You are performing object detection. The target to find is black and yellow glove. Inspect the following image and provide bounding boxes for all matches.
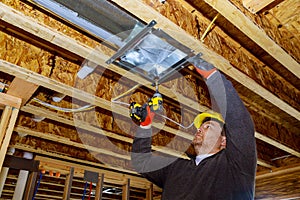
[129,102,147,125]
[129,102,155,126]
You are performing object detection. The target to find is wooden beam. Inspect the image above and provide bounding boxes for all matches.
[122,178,130,200]
[242,0,277,13]
[0,106,19,171]
[62,167,74,200]
[255,132,300,158]
[3,155,39,172]
[256,163,300,180]
[257,159,273,169]
[0,93,21,109]
[6,77,39,107]
[203,0,300,78]
[14,126,131,160]
[95,174,104,200]
[23,171,39,200]
[146,183,153,200]
[2,61,299,160]
[0,106,12,147]
[13,143,138,175]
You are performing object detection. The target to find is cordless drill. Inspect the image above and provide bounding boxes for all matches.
[129,91,163,124]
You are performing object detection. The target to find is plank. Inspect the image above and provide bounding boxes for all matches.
[0,106,19,171]
[122,178,130,200]
[242,0,277,13]
[62,167,74,200]
[0,93,21,109]
[256,163,300,179]
[6,77,39,107]
[14,126,131,160]
[255,132,300,158]
[23,171,39,200]
[0,106,12,147]
[3,155,39,171]
[95,174,104,200]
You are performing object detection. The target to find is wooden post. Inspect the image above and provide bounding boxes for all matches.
[146,183,153,200]
[23,171,39,200]
[122,178,130,200]
[0,106,20,172]
[63,167,74,200]
[0,93,21,172]
[94,173,104,200]
[0,106,12,145]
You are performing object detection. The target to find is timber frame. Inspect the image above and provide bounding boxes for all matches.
[0,0,299,199]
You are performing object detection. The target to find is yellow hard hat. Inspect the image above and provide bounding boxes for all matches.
[193,111,225,129]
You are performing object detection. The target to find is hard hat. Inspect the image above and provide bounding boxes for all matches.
[193,111,225,129]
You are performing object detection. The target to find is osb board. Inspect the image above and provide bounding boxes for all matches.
[269,0,299,33]
[4,0,298,125]
[255,169,300,199]
[247,106,300,152]
[229,0,300,86]
[0,0,101,49]
[230,77,300,133]
[263,0,300,61]
[0,31,53,76]
[255,139,288,163]
[139,0,300,116]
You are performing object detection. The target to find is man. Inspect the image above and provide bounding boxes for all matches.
[131,57,257,200]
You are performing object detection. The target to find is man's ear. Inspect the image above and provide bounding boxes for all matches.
[220,136,226,148]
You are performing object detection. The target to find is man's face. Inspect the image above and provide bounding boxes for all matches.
[192,120,223,150]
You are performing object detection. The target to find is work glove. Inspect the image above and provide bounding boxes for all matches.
[189,54,217,79]
[129,102,155,127]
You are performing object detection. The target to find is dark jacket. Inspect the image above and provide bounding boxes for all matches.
[131,71,257,200]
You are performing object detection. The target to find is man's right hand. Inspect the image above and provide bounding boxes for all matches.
[189,54,217,79]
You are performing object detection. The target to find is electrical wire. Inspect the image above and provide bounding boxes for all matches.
[88,182,92,200]
[82,181,88,200]
[32,98,194,129]
[32,98,95,112]
[32,172,43,200]
[112,100,194,129]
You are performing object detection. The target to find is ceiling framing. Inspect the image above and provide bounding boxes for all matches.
[0,0,299,199]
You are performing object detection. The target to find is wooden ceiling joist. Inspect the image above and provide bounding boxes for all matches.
[108,0,300,120]
[0,0,299,198]
[255,132,300,158]
[14,126,131,160]
[0,2,298,124]
[0,60,194,141]
[0,59,298,167]
[203,0,300,79]
[0,0,297,175]
[0,93,21,109]
[256,163,300,180]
